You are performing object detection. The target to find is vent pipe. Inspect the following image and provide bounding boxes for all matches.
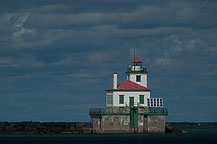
[113,72,118,89]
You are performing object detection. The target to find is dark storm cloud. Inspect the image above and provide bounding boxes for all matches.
[1,0,217,51]
[24,1,217,28]
[0,0,217,122]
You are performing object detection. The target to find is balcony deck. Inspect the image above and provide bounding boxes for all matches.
[89,107,168,115]
[126,67,148,73]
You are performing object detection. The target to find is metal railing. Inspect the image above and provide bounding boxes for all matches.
[148,107,168,114]
[126,67,148,73]
[89,107,168,115]
[89,108,106,114]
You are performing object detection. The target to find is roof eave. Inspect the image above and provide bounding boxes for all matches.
[106,89,151,92]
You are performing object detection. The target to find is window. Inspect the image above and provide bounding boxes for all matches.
[157,99,159,106]
[136,75,141,82]
[160,99,163,107]
[106,95,113,105]
[139,95,144,104]
[119,95,124,104]
[160,102,163,107]
[147,98,150,106]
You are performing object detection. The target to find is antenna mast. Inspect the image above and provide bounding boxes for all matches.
[134,48,136,71]
[134,48,136,60]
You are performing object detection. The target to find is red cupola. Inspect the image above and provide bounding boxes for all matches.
[132,56,142,63]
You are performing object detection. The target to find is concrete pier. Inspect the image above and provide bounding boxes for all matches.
[89,107,168,133]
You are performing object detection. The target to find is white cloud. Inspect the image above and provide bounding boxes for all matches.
[15,13,29,28]
[13,28,33,38]
[13,12,34,40]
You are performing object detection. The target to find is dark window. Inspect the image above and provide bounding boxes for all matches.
[147,98,150,106]
[136,75,141,82]
[119,95,124,104]
[139,95,144,104]
[106,95,113,105]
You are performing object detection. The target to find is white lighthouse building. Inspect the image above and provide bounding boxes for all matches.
[89,56,167,133]
[106,56,163,108]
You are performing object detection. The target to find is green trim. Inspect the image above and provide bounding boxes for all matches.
[89,107,168,116]
[139,95,144,104]
[129,97,134,107]
[148,113,168,115]
[139,113,148,115]
[89,112,167,116]
[130,107,138,128]
[90,113,130,116]
[119,95,124,104]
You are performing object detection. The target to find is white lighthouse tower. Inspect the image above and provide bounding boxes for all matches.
[127,56,148,87]
[89,56,167,133]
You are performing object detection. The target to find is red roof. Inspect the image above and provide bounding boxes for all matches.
[132,56,142,63]
[106,80,150,91]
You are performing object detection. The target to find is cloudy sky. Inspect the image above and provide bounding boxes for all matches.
[0,0,217,122]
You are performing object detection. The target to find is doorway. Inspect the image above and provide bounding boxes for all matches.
[129,97,138,128]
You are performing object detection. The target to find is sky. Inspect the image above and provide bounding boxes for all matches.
[0,0,217,122]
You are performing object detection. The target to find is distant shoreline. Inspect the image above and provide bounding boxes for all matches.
[0,122,92,134]
[0,121,192,134]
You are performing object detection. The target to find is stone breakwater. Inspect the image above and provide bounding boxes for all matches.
[0,122,181,134]
[0,122,93,134]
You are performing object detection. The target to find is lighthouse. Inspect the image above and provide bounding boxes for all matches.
[106,56,163,108]
[89,56,168,133]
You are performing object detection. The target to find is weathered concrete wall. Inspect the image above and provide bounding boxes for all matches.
[90,107,167,133]
[146,115,166,133]
[0,122,92,134]
[102,115,130,133]
[138,115,144,133]
[92,115,131,133]
[92,117,101,133]
[91,114,167,133]
[143,115,148,132]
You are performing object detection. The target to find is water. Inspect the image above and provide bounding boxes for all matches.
[0,122,217,144]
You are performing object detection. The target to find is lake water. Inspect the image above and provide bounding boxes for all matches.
[0,122,217,144]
